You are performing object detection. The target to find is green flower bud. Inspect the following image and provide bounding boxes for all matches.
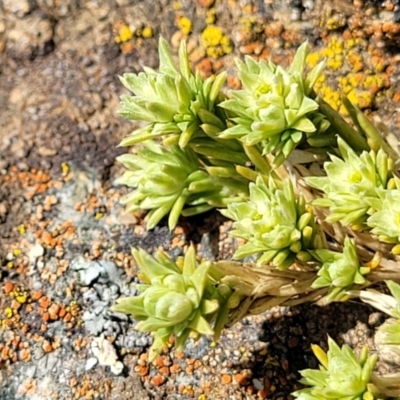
[306,137,395,227]
[367,189,400,244]
[218,42,325,165]
[111,245,222,361]
[117,140,248,230]
[310,237,369,301]
[118,37,228,147]
[293,337,378,400]
[221,176,316,269]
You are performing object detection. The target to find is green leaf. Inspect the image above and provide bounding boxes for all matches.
[289,41,308,75]
[188,313,214,335]
[189,262,211,299]
[305,60,325,95]
[178,40,191,81]
[291,118,316,133]
[209,72,227,105]
[158,36,178,78]
[386,280,400,305]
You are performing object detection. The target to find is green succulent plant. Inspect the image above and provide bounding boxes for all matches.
[310,237,370,302]
[218,42,327,166]
[118,37,228,149]
[293,337,379,400]
[111,245,225,361]
[116,140,248,230]
[221,176,317,269]
[306,137,393,227]
[366,189,400,244]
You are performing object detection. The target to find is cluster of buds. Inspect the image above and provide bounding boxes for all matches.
[221,177,318,269]
[116,141,248,229]
[310,237,370,302]
[218,42,330,166]
[118,37,228,148]
[293,337,378,400]
[306,137,394,226]
[112,245,234,361]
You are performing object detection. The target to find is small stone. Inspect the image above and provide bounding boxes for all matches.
[29,244,44,261]
[198,0,215,7]
[4,282,14,294]
[91,335,123,375]
[3,0,32,17]
[85,357,98,371]
[150,373,165,386]
[252,378,263,391]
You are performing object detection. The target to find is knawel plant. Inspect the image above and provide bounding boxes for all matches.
[113,37,400,398]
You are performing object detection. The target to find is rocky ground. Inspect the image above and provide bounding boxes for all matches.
[1,0,400,399]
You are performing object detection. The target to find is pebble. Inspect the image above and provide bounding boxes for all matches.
[2,0,31,17]
[252,378,264,391]
[85,357,98,371]
[29,244,45,261]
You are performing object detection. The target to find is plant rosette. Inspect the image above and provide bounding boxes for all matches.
[221,176,317,269]
[111,245,233,361]
[293,336,379,400]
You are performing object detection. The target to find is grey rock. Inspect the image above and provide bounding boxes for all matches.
[84,315,107,335]
[23,365,37,379]
[98,260,125,288]
[79,264,102,286]
[37,350,61,376]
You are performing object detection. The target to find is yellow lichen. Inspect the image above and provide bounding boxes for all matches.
[5,308,13,318]
[178,16,192,36]
[61,162,69,175]
[306,35,389,114]
[115,25,134,44]
[172,1,183,10]
[16,295,27,304]
[206,8,216,25]
[142,27,153,39]
[13,249,21,257]
[306,52,320,68]
[201,25,232,58]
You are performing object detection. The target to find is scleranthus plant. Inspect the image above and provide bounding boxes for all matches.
[218,42,328,167]
[310,237,370,303]
[112,245,228,361]
[118,37,228,148]
[293,337,379,400]
[114,36,400,397]
[306,137,394,227]
[116,140,248,230]
[221,176,318,269]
